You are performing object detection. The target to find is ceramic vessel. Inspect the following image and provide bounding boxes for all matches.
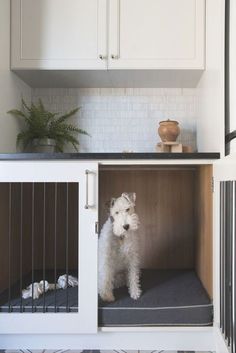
[158,119,180,142]
[32,138,56,153]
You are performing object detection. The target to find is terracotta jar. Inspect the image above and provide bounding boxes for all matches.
[158,119,180,142]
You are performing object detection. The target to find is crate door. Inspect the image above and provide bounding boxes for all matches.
[213,156,236,352]
[0,161,98,334]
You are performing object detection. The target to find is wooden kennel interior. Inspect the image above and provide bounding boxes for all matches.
[98,164,213,327]
[99,164,213,299]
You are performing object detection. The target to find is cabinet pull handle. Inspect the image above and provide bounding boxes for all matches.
[85,169,95,209]
[99,54,107,60]
[111,54,119,59]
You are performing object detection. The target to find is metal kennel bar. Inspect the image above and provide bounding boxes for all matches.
[20,183,23,313]
[66,182,69,313]
[220,181,225,333]
[220,180,236,352]
[233,181,236,353]
[54,183,57,313]
[31,183,35,313]
[43,183,46,313]
[8,183,11,313]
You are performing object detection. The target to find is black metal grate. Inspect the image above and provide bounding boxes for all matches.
[220,180,236,351]
[0,182,79,313]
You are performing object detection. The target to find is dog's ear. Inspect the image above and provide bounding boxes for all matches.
[105,198,116,210]
[122,192,136,204]
[110,198,116,207]
[105,198,116,215]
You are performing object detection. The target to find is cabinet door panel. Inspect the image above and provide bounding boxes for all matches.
[109,0,205,69]
[0,162,98,334]
[11,0,107,69]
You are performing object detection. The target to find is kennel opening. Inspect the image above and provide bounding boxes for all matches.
[98,164,213,327]
[0,182,79,313]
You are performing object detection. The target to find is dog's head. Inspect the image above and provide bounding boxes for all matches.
[109,192,140,237]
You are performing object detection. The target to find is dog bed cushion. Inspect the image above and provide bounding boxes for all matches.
[0,270,78,313]
[98,269,213,326]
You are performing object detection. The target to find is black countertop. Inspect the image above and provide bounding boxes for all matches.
[0,152,220,160]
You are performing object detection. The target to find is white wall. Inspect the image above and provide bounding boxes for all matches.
[32,88,197,153]
[0,0,31,153]
[197,0,225,156]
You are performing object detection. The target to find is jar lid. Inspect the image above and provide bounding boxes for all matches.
[159,119,179,124]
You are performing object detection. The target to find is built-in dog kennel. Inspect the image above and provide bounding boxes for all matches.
[0,183,78,313]
[0,165,213,326]
[98,164,213,327]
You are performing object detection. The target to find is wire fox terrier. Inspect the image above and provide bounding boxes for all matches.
[98,192,142,302]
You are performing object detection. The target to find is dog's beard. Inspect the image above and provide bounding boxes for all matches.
[112,213,140,237]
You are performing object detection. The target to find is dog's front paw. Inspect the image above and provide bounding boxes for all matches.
[100,292,115,302]
[130,288,142,300]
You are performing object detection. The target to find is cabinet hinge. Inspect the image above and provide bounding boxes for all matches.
[211,177,214,193]
[95,221,99,234]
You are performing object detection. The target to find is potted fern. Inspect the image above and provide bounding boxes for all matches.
[8,99,89,153]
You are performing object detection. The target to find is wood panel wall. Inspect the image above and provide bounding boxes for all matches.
[99,166,196,269]
[195,165,213,298]
[0,183,78,293]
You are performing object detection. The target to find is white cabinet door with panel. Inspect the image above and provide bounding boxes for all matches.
[109,0,205,69]
[11,0,107,69]
[0,161,98,334]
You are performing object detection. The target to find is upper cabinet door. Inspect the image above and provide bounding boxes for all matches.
[11,0,107,69]
[108,0,205,69]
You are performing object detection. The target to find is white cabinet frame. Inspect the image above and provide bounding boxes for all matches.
[0,161,98,334]
[11,0,108,70]
[108,0,205,69]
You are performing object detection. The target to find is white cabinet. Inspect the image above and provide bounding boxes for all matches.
[0,161,98,334]
[11,0,205,70]
[11,0,107,69]
[0,158,232,353]
[108,0,205,69]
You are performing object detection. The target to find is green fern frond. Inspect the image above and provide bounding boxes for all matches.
[21,98,31,112]
[8,99,89,152]
[7,109,28,119]
[56,107,80,124]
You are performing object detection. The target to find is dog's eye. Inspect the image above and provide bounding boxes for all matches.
[115,211,119,215]
[126,208,130,212]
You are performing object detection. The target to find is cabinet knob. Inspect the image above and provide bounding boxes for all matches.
[111,54,119,59]
[99,54,107,60]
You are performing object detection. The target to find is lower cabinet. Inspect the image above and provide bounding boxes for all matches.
[0,161,98,334]
[0,159,234,353]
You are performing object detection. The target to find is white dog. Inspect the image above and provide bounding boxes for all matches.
[98,192,142,302]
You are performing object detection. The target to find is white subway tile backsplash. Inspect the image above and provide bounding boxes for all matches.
[32,88,198,153]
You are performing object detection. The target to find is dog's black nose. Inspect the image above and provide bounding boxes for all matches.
[123,224,130,231]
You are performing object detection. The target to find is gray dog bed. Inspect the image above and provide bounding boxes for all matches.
[98,269,213,326]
